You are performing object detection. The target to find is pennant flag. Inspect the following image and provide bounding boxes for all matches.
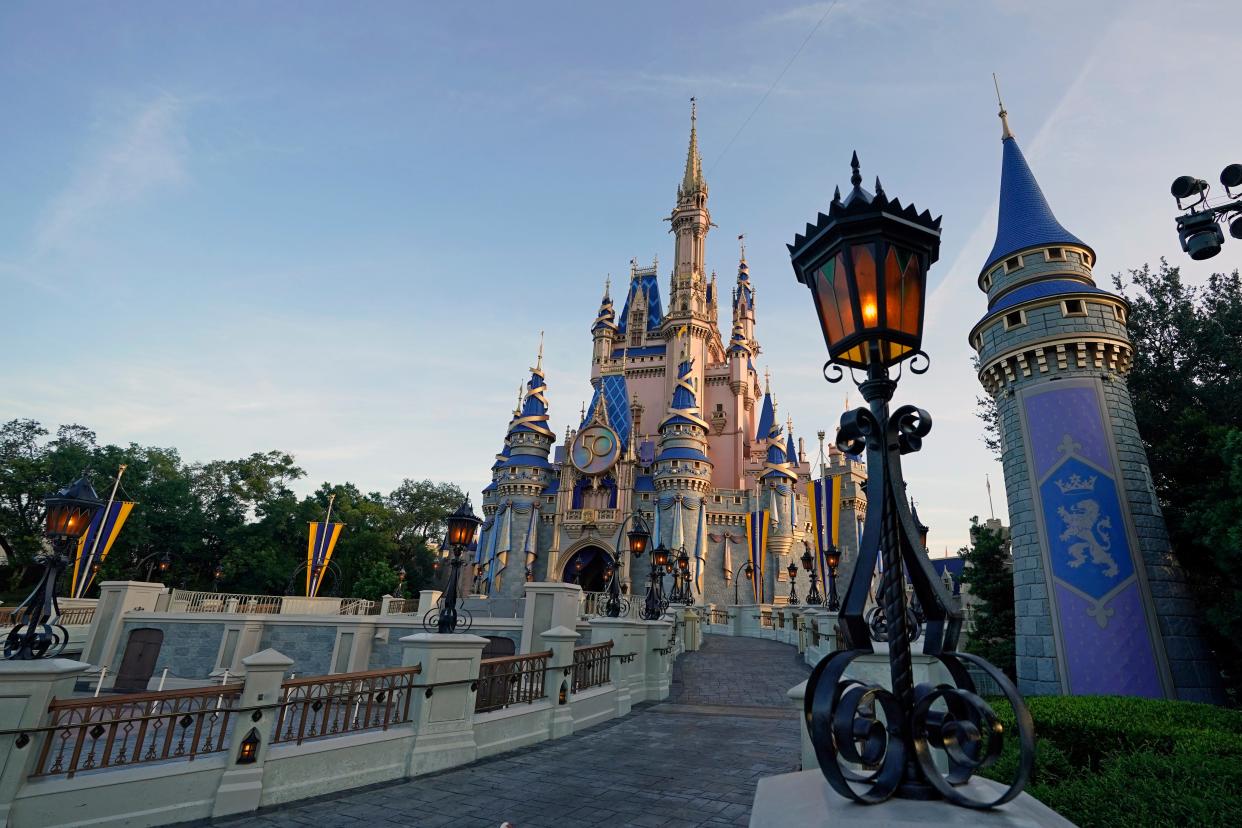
[745,510,769,603]
[807,476,842,599]
[71,501,136,598]
[306,521,345,597]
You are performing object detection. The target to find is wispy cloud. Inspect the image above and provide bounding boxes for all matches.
[35,93,190,253]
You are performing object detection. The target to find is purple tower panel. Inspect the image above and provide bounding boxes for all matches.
[1023,381,1165,696]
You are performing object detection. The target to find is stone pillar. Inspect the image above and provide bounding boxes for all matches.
[682,608,701,652]
[416,589,442,619]
[0,659,89,826]
[642,620,674,701]
[786,680,814,772]
[589,618,642,716]
[80,580,167,669]
[211,648,293,819]
[400,632,488,776]
[520,582,582,653]
[539,626,579,739]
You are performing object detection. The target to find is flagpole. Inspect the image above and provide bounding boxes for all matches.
[311,494,336,598]
[79,464,127,598]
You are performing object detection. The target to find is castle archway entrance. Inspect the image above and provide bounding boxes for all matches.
[560,545,615,593]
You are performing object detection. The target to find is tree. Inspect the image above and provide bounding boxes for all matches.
[1113,260,1242,697]
[960,516,1016,680]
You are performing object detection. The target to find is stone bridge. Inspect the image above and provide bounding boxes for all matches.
[215,635,810,828]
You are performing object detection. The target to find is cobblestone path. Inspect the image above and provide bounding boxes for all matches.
[212,635,810,828]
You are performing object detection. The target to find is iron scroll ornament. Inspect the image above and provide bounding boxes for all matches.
[804,391,1035,808]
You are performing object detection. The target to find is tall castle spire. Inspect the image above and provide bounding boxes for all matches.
[679,97,706,200]
[669,98,712,288]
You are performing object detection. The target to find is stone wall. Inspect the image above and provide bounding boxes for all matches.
[258,625,336,676]
[112,619,226,679]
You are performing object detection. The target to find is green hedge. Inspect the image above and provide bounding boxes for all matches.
[979,695,1242,827]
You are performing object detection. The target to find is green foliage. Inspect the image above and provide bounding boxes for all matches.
[959,516,1015,679]
[981,695,1242,826]
[0,418,463,599]
[1113,261,1242,699]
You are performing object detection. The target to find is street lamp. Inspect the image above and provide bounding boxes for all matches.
[5,476,103,660]
[669,547,694,605]
[788,154,1032,808]
[395,565,406,599]
[786,560,800,606]
[732,560,754,605]
[1168,164,1242,260]
[642,544,671,620]
[825,544,841,612]
[801,543,823,606]
[423,496,481,634]
[212,562,224,592]
[602,508,649,618]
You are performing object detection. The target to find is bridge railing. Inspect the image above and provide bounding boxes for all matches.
[474,650,551,714]
[572,641,612,692]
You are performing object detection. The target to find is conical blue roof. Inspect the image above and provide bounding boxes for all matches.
[755,392,774,442]
[786,431,797,467]
[982,137,1089,274]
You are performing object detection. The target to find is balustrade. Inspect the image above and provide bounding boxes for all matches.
[474,651,550,713]
[571,641,612,692]
[33,684,242,779]
[272,665,420,745]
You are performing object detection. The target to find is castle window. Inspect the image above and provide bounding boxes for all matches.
[971,333,983,351]
[642,493,650,501]
[1004,310,1026,330]
[1004,256,1022,273]
[714,495,721,503]
[1113,305,1127,324]
[1046,247,1065,261]
[715,403,723,412]
[734,496,742,504]
[1061,299,1086,317]
[981,272,993,291]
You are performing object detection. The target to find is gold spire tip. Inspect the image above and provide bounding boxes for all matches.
[993,73,1013,140]
[534,330,545,371]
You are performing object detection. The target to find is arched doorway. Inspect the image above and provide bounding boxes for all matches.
[561,546,615,592]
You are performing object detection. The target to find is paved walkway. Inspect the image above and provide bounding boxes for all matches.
[213,635,810,828]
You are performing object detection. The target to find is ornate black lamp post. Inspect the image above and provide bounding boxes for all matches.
[788,154,1032,808]
[5,476,103,660]
[801,543,823,605]
[212,562,224,592]
[786,560,800,606]
[641,545,671,620]
[825,544,841,612]
[732,560,754,604]
[423,497,481,634]
[602,510,649,617]
[668,547,694,605]
[394,565,407,599]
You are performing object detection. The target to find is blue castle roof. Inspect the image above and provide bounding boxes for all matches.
[655,446,710,463]
[983,137,1090,274]
[616,272,664,335]
[579,373,632,448]
[786,431,797,466]
[509,367,552,437]
[755,392,774,442]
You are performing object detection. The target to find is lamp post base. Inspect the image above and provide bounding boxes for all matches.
[750,770,1075,828]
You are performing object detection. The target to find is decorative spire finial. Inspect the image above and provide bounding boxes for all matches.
[764,366,771,394]
[604,274,610,298]
[874,176,885,198]
[993,73,1013,140]
[850,150,862,189]
[738,233,746,264]
[833,185,842,203]
[534,330,545,372]
[681,97,704,195]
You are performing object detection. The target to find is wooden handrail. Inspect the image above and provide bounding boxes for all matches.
[48,682,244,710]
[279,664,421,689]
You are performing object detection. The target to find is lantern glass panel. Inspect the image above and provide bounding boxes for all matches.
[813,254,848,346]
[832,253,855,340]
[900,249,922,339]
[627,528,649,556]
[787,562,798,579]
[852,244,878,331]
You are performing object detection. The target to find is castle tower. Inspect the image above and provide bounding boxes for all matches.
[970,103,1220,701]
[486,343,556,598]
[591,278,618,376]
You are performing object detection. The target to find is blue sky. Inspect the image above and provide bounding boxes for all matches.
[3,1,1240,554]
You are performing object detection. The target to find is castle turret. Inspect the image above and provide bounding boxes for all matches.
[592,278,618,374]
[666,100,713,344]
[970,101,1220,701]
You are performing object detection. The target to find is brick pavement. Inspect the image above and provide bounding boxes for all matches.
[210,635,810,828]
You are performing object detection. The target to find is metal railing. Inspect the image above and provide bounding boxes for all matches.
[758,609,775,629]
[384,598,419,614]
[167,590,376,616]
[580,591,640,619]
[572,642,612,692]
[33,684,243,779]
[474,650,550,714]
[708,608,730,625]
[0,606,95,626]
[273,665,420,746]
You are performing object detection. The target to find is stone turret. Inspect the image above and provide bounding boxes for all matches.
[970,102,1221,702]
[591,278,618,374]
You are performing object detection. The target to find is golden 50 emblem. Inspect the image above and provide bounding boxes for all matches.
[571,425,621,475]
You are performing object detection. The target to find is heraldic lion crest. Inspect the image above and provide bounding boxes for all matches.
[1057,499,1118,577]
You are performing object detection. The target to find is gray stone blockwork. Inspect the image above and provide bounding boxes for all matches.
[257,624,336,676]
[113,619,226,680]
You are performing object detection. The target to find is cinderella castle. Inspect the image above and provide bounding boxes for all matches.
[473,105,868,606]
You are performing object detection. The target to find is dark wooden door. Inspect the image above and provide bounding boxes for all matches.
[114,628,163,691]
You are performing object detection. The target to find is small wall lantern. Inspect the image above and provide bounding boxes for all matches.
[237,729,260,764]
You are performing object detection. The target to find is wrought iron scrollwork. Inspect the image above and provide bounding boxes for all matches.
[823,362,845,384]
[804,368,1035,808]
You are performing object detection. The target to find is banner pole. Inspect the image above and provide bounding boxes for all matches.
[77,464,127,598]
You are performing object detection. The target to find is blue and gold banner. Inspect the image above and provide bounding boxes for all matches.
[306,521,345,597]
[71,501,135,598]
[807,476,841,597]
[745,510,769,603]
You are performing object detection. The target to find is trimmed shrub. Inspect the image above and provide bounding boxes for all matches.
[977,695,1241,827]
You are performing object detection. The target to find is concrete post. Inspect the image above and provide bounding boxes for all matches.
[642,620,674,701]
[0,659,89,827]
[682,608,701,652]
[787,680,814,772]
[416,589,442,619]
[399,632,488,776]
[736,604,761,638]
[80,580,167,669]
[589,618,642,717]
[520,582,581,653]
[211,648,293,819]
[539,626,579,739]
